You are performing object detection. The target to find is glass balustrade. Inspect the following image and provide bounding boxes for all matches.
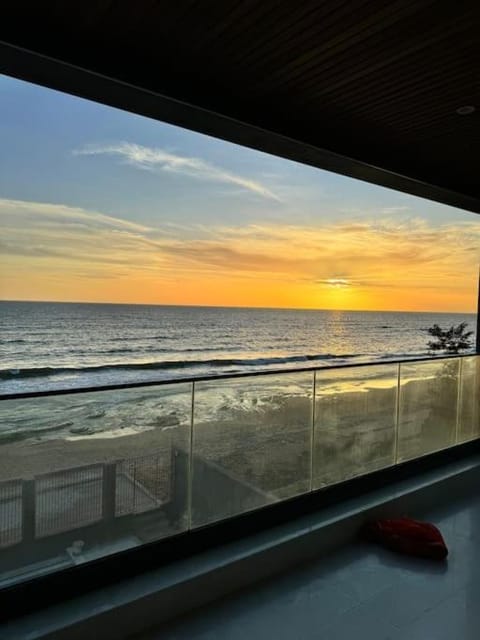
[0,355,477,588]
[457,356,480,443]
[0,383,192,587]
[313,364,398,488]
[191,372,313,527]
[397,359,460,461]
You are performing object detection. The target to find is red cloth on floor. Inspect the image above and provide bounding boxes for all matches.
[363,517,448,560]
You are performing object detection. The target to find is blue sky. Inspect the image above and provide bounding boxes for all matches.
[1,73,470,228]
[0,74,478,311]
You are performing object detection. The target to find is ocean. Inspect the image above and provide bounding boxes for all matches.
[0,300,476,394]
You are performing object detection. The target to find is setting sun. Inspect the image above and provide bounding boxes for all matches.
[325,278,351,287]
[2,201,478,312]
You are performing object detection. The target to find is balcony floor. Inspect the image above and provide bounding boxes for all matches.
[139,496,480,640]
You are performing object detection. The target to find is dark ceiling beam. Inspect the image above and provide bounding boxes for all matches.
[1,39,479,215]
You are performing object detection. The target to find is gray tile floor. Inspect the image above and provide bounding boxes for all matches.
[139,497,480,639]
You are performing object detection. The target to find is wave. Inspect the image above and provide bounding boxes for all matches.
[101,346,235,355]
[100,347,173,355]
[0,422,74,444]
[0,353,362,381]
[21,346,246,358]
[112,335,174,342]
[377,351,431,360]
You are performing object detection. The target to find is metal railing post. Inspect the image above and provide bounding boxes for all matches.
[309,370,316,492]
[102,462,117,522]
[22,478,36,543]
[476,267,480,354]
[455,358,463,444]
[476,356,480,435]
[187,381,195,530]
[394,363,401,465]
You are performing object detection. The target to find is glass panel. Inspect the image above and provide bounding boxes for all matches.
[0,382,191,588]
[313,364,397,489]
[397,358,459,461]
[0,480,23,549]
[191,372,313,527]
[458,356,480,443]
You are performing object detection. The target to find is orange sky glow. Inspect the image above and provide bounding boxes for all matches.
[1,76,479,315]
[1,199,478,312]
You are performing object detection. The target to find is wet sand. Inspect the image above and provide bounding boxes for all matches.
[0,371,472,496]
[0,387,393,487]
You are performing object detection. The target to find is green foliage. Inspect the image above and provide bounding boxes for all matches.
[427,322,473,354]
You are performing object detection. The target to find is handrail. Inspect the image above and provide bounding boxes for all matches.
[0,352,473,401]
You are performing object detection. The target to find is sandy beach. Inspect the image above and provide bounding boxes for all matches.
[0,364,476,499]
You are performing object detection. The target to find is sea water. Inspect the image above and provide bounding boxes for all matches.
[0,301,475,443]
[1,300,475,393]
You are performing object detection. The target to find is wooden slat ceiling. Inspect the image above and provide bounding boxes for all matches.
[1,0,479,209]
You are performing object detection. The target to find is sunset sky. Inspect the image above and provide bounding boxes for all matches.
[1,74,479,312]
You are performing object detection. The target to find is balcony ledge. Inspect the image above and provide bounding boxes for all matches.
[2,452,480,640]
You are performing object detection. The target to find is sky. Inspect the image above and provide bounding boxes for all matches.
[0,74,478,312]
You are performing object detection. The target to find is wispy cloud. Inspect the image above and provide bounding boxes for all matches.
[0,198,161,272]
[153,218,480,303]
[1,198,478,310]
[381,206,411,214]
[0,198,149,233]
[74,142,281,202]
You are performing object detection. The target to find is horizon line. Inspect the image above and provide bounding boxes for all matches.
[0,298,476,315]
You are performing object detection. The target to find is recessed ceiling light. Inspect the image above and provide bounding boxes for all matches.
[456,105,476,115]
